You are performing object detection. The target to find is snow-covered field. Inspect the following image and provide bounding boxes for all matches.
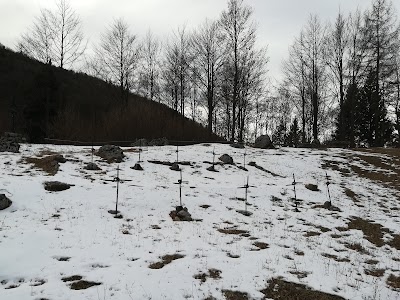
[0,143,399,300]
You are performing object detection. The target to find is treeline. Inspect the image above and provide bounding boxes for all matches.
[274,0,400,147]
[16,0,268,143]
[0,46,223,143]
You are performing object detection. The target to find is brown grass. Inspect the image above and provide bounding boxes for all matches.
[148,254,185,269]
[321,253,351,263]
[218,228,249,235]
[260,277,345,300]
[194,269,222,283]
[387,274,400,290]
[304,231,321,237]
[344,188,358,203]
[347,217,389,247]
[344,243,369,255]
[62,275,82,282]
[364,268,385,277]
[389,234,400,250]
[24,155,61,175]
[70,280,101,290]
[253,242,269,249]
[222,290,250,300]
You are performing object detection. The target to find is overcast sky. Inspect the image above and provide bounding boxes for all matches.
[1,0,399,81]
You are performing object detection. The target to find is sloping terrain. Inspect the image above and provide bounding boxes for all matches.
[0,144,399,300]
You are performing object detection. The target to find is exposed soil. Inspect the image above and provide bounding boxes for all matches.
[347,217,389,247]
[70,280,101,290]
[222,290,250,300]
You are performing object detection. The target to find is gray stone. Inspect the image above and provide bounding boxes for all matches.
[131,163,143,171]
[230,143,245,149]
[97,145,124,163]
[170,163,180,171]
[254,135,273,149]
[44,181,73,192]
[0,194,12,210]
[85,162,101,170]
[219,154,234,164]
[177,209,192,221]
[305,184,319,191]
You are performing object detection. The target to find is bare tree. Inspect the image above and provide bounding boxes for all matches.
[95,18,140,102]
[18,9,55,64]
[220,0,256,141]
[138,30,161,101]
[163,25,192,116]
[18,0,85,69]
[325,10,349,140]
[190,19,224,136]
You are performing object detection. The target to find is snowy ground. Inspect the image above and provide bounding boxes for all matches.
[0,143,399,300]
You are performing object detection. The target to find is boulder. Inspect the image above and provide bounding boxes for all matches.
[170,163,181,171]
[44,181,73,192]
[170,206,193,221]
[230,143,245,149]
[97,145,124,163]
[0,194,12,210]
[219,154,234,164]
[85,162,101,171]
[254,135,273,149]
[0,133,21,153]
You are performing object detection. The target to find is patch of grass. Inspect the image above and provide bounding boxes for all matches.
[321,253,350,263]
[344,188,358,203]
[347,217,389,247]
[253,242,269,249]
[304,231,321,237]
[365,259,379,265]
[222,290,250,300]
[294,249,305,256]
[389,234,400,250]
[200,204,211,209]
[261,277,345,300]
[62,275,82,282]
[70,280,101,290]
[364,268,385,277]
[149,254,185,269]
[218,228,249,235]
[194,269,222,283]
[387,274,400,291]
[23,154,64,175]
[344,242,369,255]
[289,270,310,279]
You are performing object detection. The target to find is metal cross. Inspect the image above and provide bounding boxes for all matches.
[106,165,131,216]
[325,172,332,204]
[238,176,256,212]
[174,170,188,206]
[243,149,247,169]
[176,145,179,163]
[287,174,302,212]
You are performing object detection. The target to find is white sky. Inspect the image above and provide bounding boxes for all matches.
[1,0,399,80]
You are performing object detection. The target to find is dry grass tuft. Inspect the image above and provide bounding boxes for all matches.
[218,228,249,235]
[260,277,345,300]
[387,274,400,291]
[148,254,185,269]
[364,268,385,277]
[347,217,388,247]
[222,290,250,300]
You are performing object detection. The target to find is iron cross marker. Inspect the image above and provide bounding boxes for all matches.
[106,165,131,218]
[174,170,188,206]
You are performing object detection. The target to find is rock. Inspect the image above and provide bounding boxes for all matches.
[254,135,274,149]
[248,161,257,167]
[97,145,124,163]
[44,181,73,192]
[131,163,143,171]
[170,163,180,171]
[53,154,67,163]
[85,162,101,171]
[305,184,319,191]
[219,154,234,164]
[0,194,12,210]
[230,143,245,149]
[207,165,218,172]
[170,206,193,221]
[324,201,332,209]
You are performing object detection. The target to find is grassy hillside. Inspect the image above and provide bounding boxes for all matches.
[0,46,223,143]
